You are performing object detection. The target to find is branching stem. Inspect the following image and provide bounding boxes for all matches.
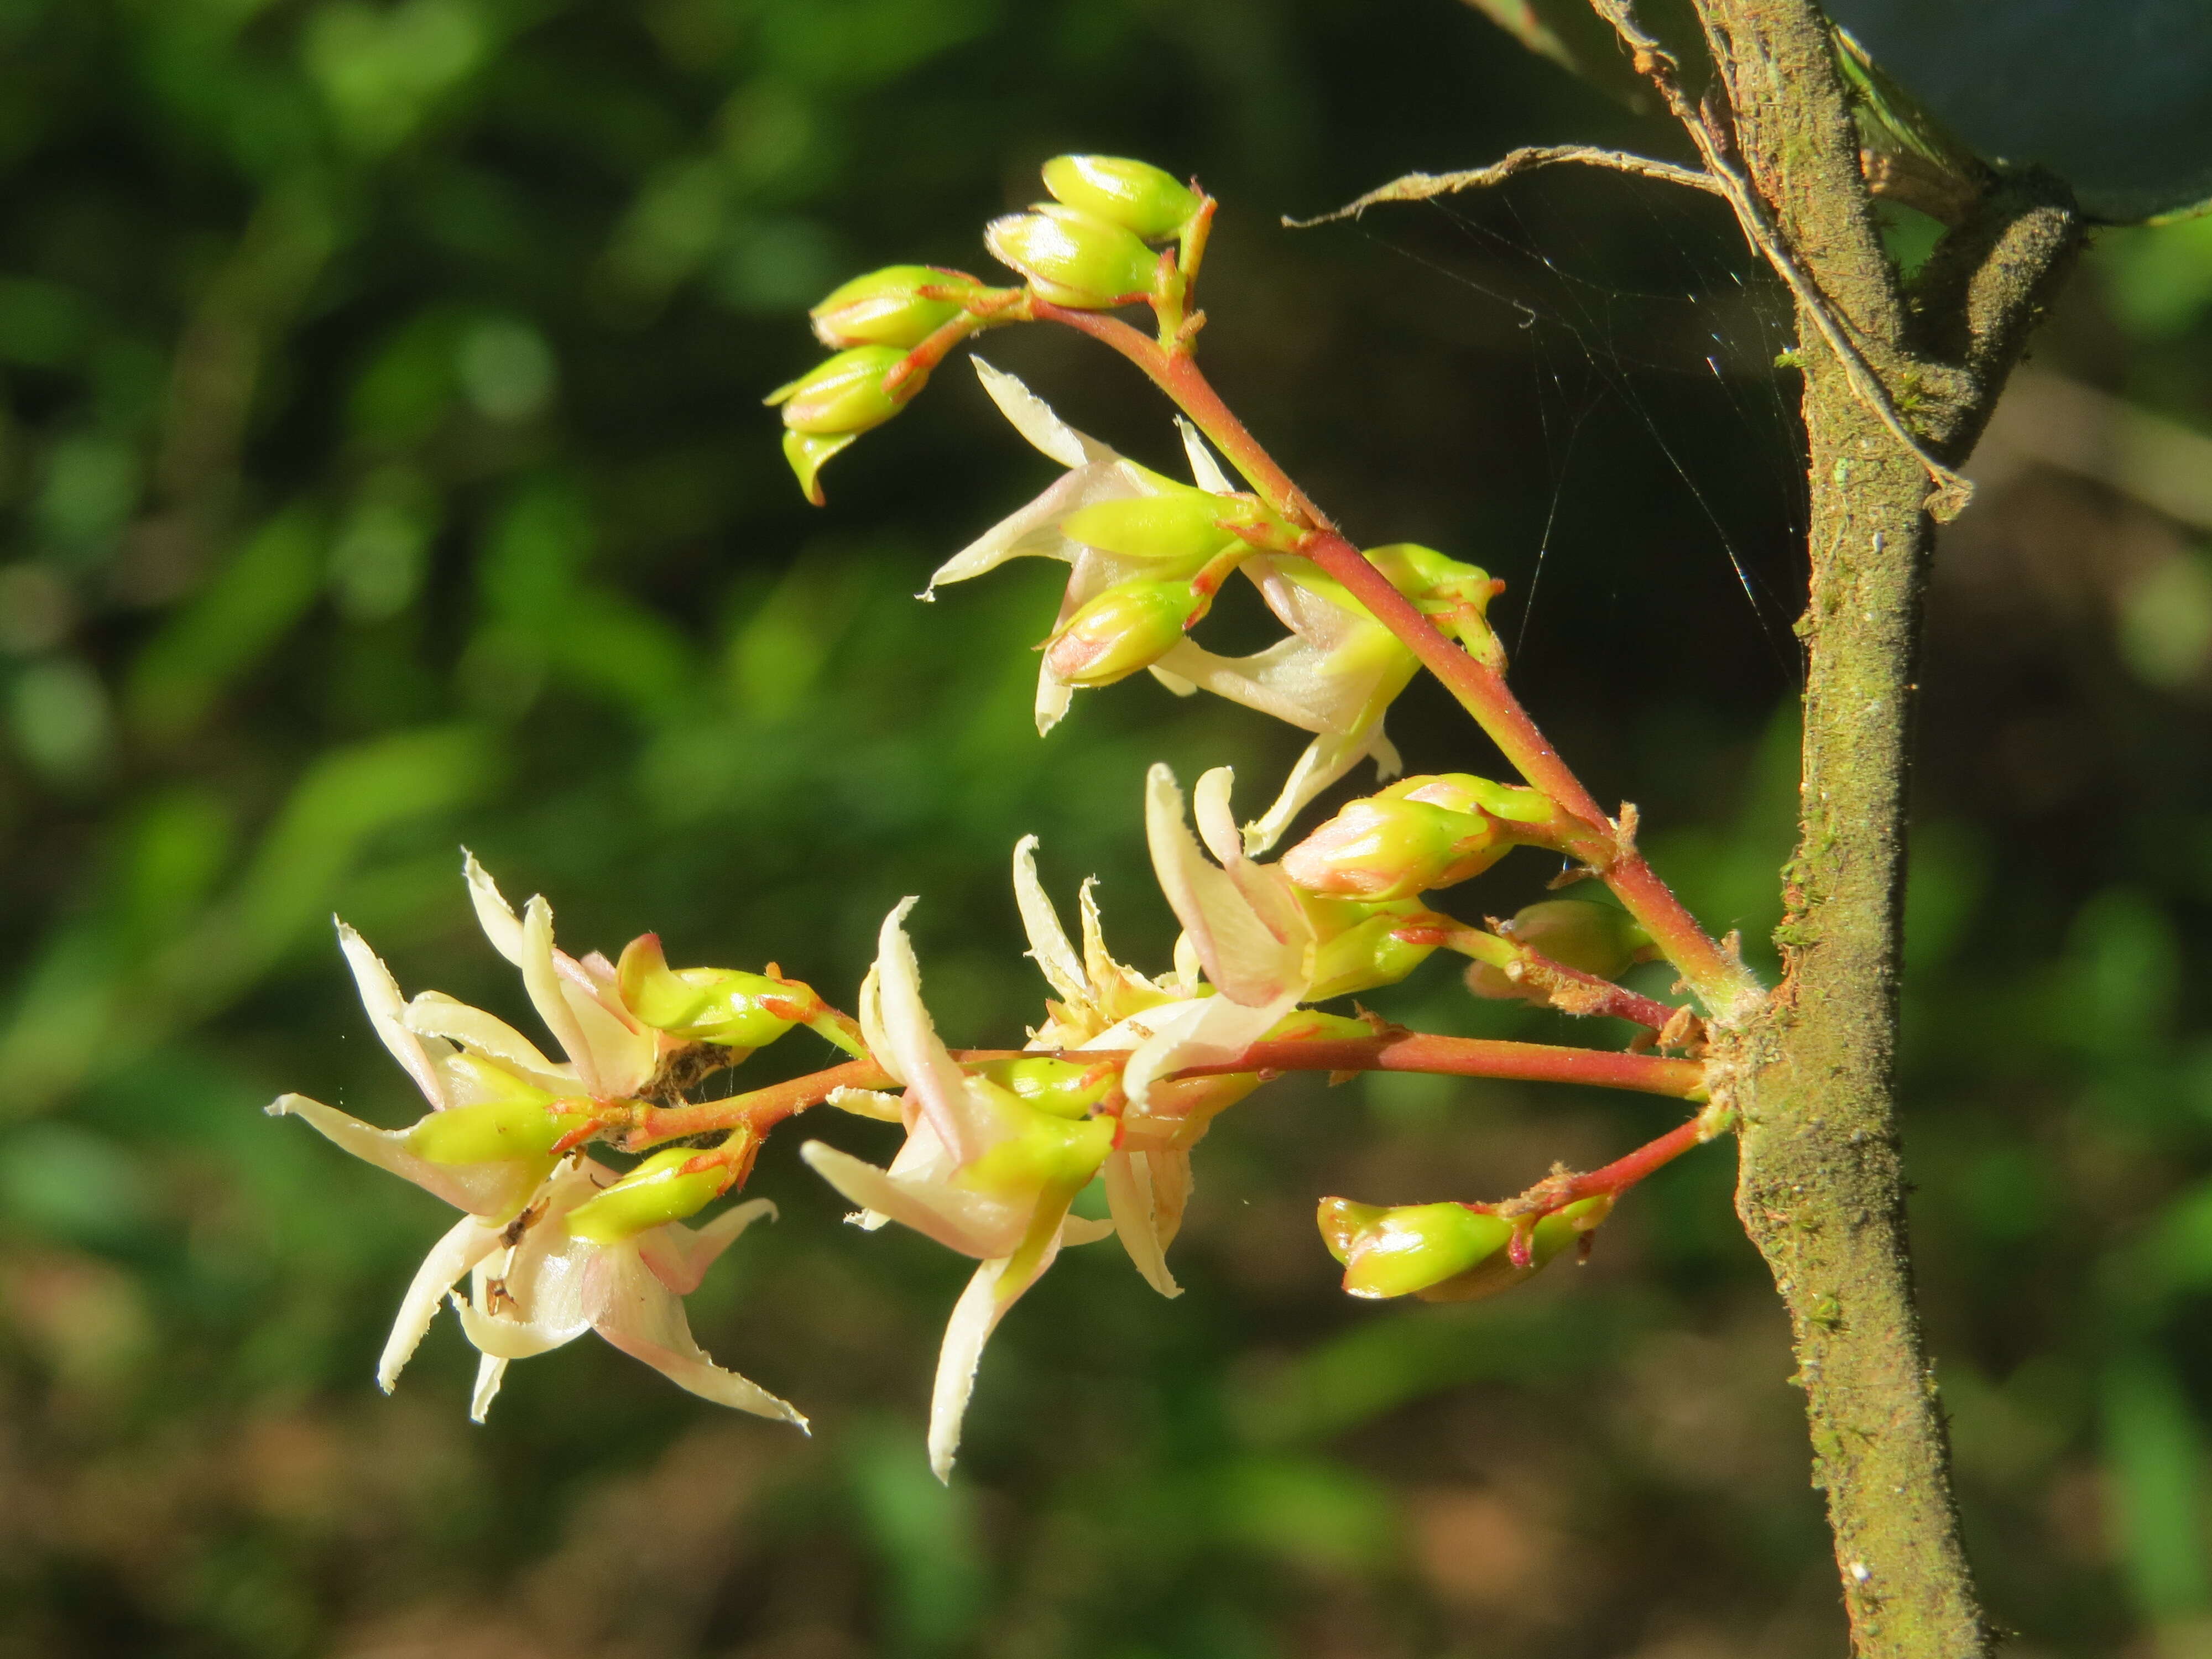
[1031,300,1764,1021]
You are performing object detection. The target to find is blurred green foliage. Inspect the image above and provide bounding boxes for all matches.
[0,1,2210,1655]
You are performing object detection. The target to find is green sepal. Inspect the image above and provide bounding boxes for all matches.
[1316,1198,1515,1299]
[971,1055,1113,1120]
[408,1098,594,1165]
[1060,493,1246,569]
[565,1146,734,1244]
[1303,895,1440,1001]
[957,1106,1115,1198]
[617,934,811,1050]
[765,345,913,435]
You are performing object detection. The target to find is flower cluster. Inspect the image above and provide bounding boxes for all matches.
[278,149,1733,1481]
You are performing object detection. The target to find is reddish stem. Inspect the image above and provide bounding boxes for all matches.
[627,1057,892,1150]
[1166,1033,1705,1100]
[1552,1112,1714,1205]
[1030,301,1761,1022]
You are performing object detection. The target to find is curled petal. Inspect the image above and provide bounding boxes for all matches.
[591,1244,808,1429]
[638,1198,777,1296]
[521,897,600,1094]
[857,963,898,1086]
[1103,1150,1180,1298]
[469,1354,507,1425]
[381,1213,505,1392]
[337,921,453,1110]
[1245,723,1404,856]
[872,900,1005,1167]
[826,1086,905,1123]
[1144,765,1311,1009]
[800,1141,1028,1259]
[926,1203,1073,1483]
[265,1094,547,1222]
[974,357,1116,471]
[1013,836,1087,1004]
[463,850,526,966]
[404,993,574,1091]
[1176,417,1237,495]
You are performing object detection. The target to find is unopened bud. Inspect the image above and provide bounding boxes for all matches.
[985,205,1158,309]
[617,935,815,1051]
[810,264,984,349]
[409,1097,594,1166]
[1061,492,1250,569]
[565,1145,737,1244]
[1304,894,1440,1001]
[972,1055,1113,1120]
[1416,1197,1611,1302]
[1317,1198,1514,1300]
[1040,155,1203,241]
[1367,543,1508,668]
[765,345,917,436]
[1044,577,1204,686]
[1281,796,1500,902]
[1383,771,1554,826]
[1509,900,1651,978]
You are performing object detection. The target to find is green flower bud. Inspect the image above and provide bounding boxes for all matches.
[1303,894,1441,1001]
[764,345,917,436]
[1366,544,1508,667]
[972,1055,1113,1120]
[1317,1198,1514,1300]
[1040,155,1203,240]
[984,205,1158,309]
[408,1097,595,1166]
[617,934,813,1051]
[1462,901,1652,1001]
[565,1146,735,1244]
[1510,899,1651,978]
[1280,796,1500,902]
[1060,492,1248,570]
[1416,1196,1611,1302]
[1383,771,1554,826]
[1044,577,1204,686]
[809,264,984,349]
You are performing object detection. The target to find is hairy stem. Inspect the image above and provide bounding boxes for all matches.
[1032,301,1761,1018]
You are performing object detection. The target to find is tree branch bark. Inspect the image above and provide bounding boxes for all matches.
[1670,2,2081,1653]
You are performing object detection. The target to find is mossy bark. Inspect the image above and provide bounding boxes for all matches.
[1684,1,2081,1652]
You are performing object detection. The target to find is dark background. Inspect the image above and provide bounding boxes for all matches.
[0,2,2208,1655]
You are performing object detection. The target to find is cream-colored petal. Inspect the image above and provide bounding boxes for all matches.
[266,1094,548,1220]
[800,1141,1029,1259]
[1176,416,1237,495]
[926,1225,1067,1483]
[462,850,526,966]
[1145,766,1308,1009]
[1116,991,1297,1113]
[872,900,1001,1168]
[1013,836,1088,1003]
[637,1198,776,1296]
[404,992,573,1088]
[1244,725,1393,855]
[337,920,456,1111]
[1147,662,1200,696]
[561,975,658,1097]
[857,963,898,1086]
[381,1213,505,1392]
[973,357,1117,470]
[1103,1150,1180,1298]
[469,1354,507,1423]
[521,897,599,1094]
[1060,1213,1117,1246]
[825,1086,905,1122]
[1149,637,1339,734]
[589,1244,808,1428]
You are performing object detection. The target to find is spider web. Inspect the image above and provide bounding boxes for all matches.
[1329,170,1811,685]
